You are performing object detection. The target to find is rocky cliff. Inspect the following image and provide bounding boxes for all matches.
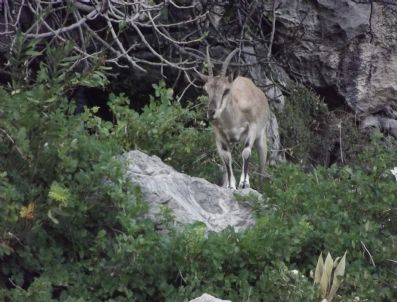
[264,0,397,134]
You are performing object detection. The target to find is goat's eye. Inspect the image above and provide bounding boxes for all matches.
[223,88,230,97]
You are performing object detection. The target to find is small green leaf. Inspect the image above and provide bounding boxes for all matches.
[364,220,370,232]
[0,242,14,256]
[26,50,42,56]
[48,182,71,206]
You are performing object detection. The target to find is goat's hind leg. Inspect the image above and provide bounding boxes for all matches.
[239,145,251,189]
[255,129,268,185]
[239,125,258,189]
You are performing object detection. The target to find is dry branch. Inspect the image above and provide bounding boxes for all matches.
[0,0,281,90]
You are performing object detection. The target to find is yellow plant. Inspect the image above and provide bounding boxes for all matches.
[19,202,35,220]
[314,252,347,302]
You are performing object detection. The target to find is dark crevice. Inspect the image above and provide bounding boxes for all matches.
[314,86,346,110]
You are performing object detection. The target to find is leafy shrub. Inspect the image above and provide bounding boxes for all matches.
[277,83,329,165]
[1,37,396,302]
[277,84,369,167]
[108,80,219,182]
[0,41,146,301]
[263,142,397,301]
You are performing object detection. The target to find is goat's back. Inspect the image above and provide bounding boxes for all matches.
[231,76,270,122]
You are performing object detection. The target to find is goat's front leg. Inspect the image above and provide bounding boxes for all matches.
[216,139,236,189]
[239,124,258,189]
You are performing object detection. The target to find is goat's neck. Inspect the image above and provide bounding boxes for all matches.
[219,95,239,124]
[215,96,249,144]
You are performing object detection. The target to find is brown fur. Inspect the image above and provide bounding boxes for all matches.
[204,75,270,189]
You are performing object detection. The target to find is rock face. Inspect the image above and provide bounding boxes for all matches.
[122,150,258,232]
[189,293,231,302]
[268,0,397,129]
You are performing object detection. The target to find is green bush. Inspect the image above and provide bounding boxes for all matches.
[1,37,396,302]
[0,41,147,301]
[263,143,397,301]
[108,80,219,182]
[277,83,329,165]
[277,84,369,167]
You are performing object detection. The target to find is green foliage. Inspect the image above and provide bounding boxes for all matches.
[277,84,369,166]
[109,80,219,181]
[1,37,396,302]
[0,40,146,300]
[8,33,41,87]
[277,83,329,164]
[263,144,397,301]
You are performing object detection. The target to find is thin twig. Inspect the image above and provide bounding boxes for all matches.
[129,20,194,71]
[267,0,277,59]
[148,11,206,45]
[361,241,376,267]
[0,128,27,160]
[25,9,99,39]
[8,278,25,291]
[339,123,344,164]
[176,79,195,103]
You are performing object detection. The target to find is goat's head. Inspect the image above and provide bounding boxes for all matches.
[198,48,238,121]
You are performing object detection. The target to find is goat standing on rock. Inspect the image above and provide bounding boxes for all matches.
[197,48,271,189]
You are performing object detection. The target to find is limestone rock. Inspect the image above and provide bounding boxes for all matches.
[122,150,258,232]
[189,293,231,302]
[265,0,397,122]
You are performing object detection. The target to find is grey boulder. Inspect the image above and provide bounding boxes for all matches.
[189,293,231,302]
[122,150,258,232]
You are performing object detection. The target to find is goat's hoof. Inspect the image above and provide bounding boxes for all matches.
[239,182,250,189]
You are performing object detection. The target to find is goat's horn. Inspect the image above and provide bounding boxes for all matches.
[193,67,208,82]
[206,46,213,77]
[220,48,239,77]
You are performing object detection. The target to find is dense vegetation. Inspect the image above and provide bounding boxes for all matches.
[1,42,396,302]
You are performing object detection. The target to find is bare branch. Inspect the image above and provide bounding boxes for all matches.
[129,20,194,71]
[105,16,146,71]
[267,0,277,59]
[25,9,99,39]
[0,0,286,86]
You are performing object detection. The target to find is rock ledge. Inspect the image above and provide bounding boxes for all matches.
[122,150,258,232]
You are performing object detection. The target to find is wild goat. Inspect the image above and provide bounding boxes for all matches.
[197,48,270,189]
